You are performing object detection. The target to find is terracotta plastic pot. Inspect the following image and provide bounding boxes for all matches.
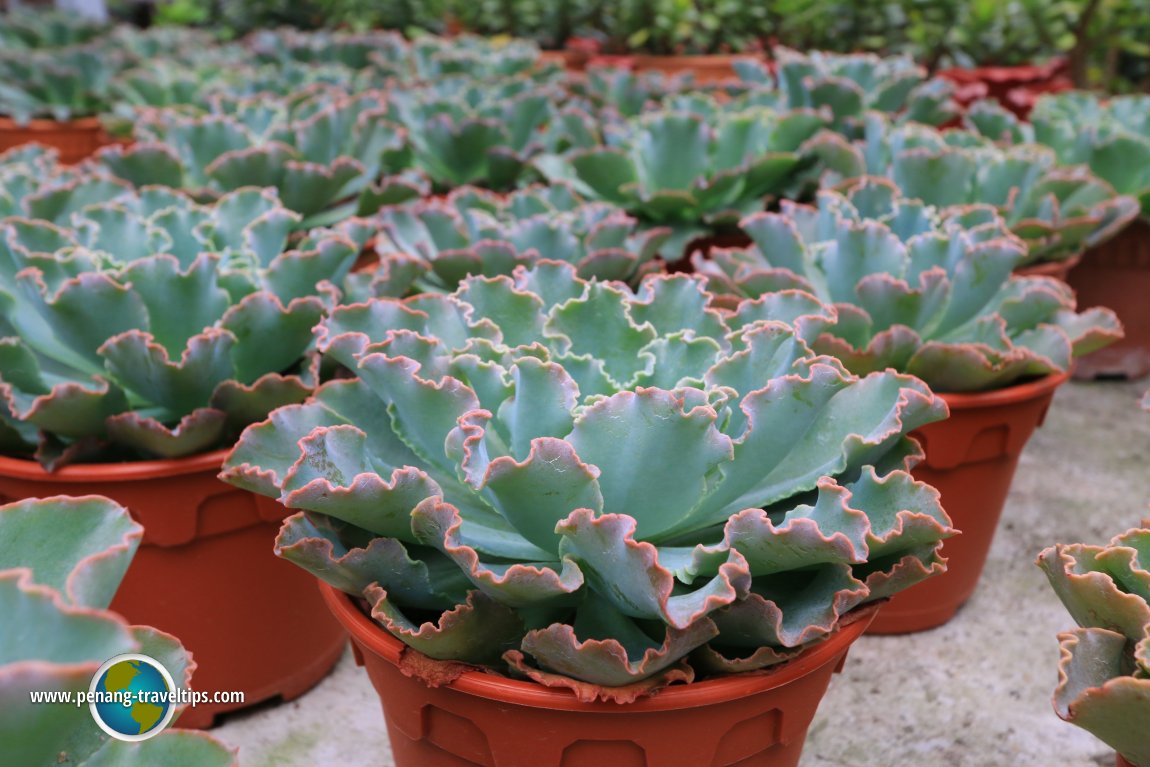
[0,450,347,728]
[868,371,1069,634]
[1068,219,1150,380]
[322,583,877,767]
[1014,253,1082,282]
[0,116,111,164]
[1118,754,1136,767]
[590,53,750,83]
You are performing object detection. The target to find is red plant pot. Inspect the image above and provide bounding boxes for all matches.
[321,584,877,767]
[868,371,1069,634]
[1118,755,1136,767]
[0,116,112,164]
[629,53,750,83]
[0,450,347,728]
[1068,219,1150,380]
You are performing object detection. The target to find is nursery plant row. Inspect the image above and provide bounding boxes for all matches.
[0,15,1148,767]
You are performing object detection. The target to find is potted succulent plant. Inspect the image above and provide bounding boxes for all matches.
[351,183,669,297]
[95,86,425,228]
[0,494,235,763]
[0,184,362,726]
[1029,92,1150,380]
[384,74,564,193]
[694,178,1123,632]
[0,44,121,163]
[0,9,108,50]
[1037,514,1150,767]
[222,261,955,765]
[536,101,830,260]
[737,47,961,132]
[812,114,1141,281]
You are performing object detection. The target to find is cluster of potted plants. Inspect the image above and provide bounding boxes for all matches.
[1,12,1147,767]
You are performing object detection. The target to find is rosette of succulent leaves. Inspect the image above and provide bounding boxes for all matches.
[563,65,702,120]
[383,70,573,192]
[1038,511,1150,767]
[403,34,553,83]
[95,85,425,228]
[0,495,236,765]
[0,184,363,469]
[536,98,832,261]
[0,144,96,218]
[968,93,1150,218]
[247,27,409,72]
[734,47,961,133]
[0,43,122,125]
[809,114,1140,266]
[350,183,671,298]
[693,178,1122,392]
[223,261,955,701]
[0,9,108,49]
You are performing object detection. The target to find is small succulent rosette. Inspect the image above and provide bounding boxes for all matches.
[1038,523,1150,767]
[96,86,425,227]
[694,177,1123,392]
[350,183,669,298]
[809,114,1140,265]
[224,262,955,701]
[736,47,961,131]
[0,495,236,765]
[536,100,832,260]
[0,185,360,468]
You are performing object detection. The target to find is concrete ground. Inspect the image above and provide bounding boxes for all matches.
[211,378,1149,767]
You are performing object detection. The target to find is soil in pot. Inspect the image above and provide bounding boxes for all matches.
[0,116,112,164]
[0,450,347,728]
[322,584,877,767]
[868,371,1069,634]
[1068,219,1150,380]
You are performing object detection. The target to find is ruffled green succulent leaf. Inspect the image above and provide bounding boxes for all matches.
[219,293,324,383]
[0,339,129,440]
[105,408,229,459]
[100,329,236,416]
[1053,627,1150,767]
[15,271,149,374]
[209,373,314,429]
[25,178,134,224]
[711,483,871,577]
[711,562,868,648]
[279,425,441,542]
[0,496,140,610]
[367,584,526,666]
[557,509,750,629]
[81,731,238,767]
[354,353,480,476]
[545,283,656,385]
[276,511,469,609]
[511,600,714,697]
[892,148,977,208]
[567,390,733,540]
[697,366,944,527]
[1055,307,1124,357]
[1039,544,1150,641]
[410,497,583,607]
[223,381,379,497]
[281,159,367,224]
[455,276,547,349]
[0,571,135,666]
[117,255,232,359]
[98,143,189,189]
